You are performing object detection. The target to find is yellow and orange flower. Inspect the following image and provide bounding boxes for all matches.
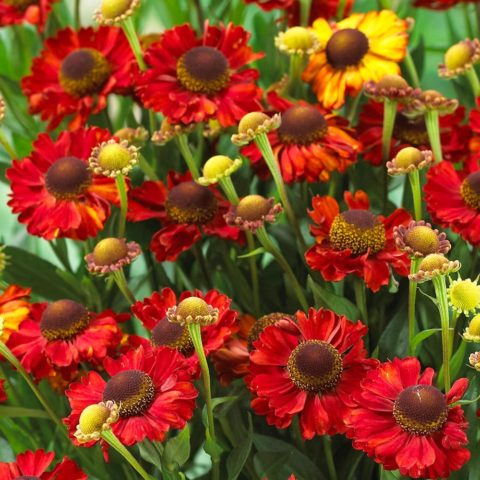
[0,285,31,344]
[303,10,409,110]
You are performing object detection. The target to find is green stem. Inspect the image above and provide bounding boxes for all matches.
[112,269,136,305]
[256,226,309,311]
[219,176,240,204]
[403,50,421,88]
[287,54,304,97]
[322,436,338,480]
[463,3,474,38]
[74,0,80,28]
[450,310,460,355]
[176,134,200,179]
[116,174,128,237]
[466,68,480,98]
[408,258,420,356]
[102,430,151,480]
[187,323,220,480]
[432,275,451,391]
[353,277,368,324]
[336,0,347,19]
[139,153,159,181]
[122,17,147,71]
[254,133,307,252]
[346,92,362,125]
[408,169,422,221]
[425,110,442,162]
[382,100,397,164]
[298,0,312,26]
[0,130,16,158]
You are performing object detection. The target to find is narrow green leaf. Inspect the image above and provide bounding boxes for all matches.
[164,425,190,468]
[137,440,162,470]
[237,247,265,259]
[0,406,50,418]
[226,413,253,480]
[411,328,442,351]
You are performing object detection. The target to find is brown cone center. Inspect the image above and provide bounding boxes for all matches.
[45,156,91,200]
[461,171,480,210]
[278,105,328,145]
[151,318,193,355]
[326,29,369,69]
[40,299,89,341]
[236,195,271,221]
[393,114,429,146]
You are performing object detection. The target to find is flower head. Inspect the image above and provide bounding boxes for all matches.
[364,74,420,103]
[94,0,140,25]
[89,139,139,178]
[407,89,459,116]
[387,146,433,175]
[275,27,320,56]
[114,126,149,147]
[231,112,281,146]
[469,350,480,370]
[167,297,219,327]
[151,119,194,146]
[348,357,470,479]
[394,220,450,258]
[85,237,141,275]
[448,277,480,315]
[75,401,119,443]
[439,39,480,78]
[0,0,57,32]
[463,314,480,342]
[197,155,242,186]
[409,253,460,283]
[0,284,31,343]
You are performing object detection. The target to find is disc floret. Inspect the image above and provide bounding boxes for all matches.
[409,253,460,283]
[387,147,433,175]
[231,112,281,146]
[197,155,242,186]
[167,297,219,327]
[89,139,139,178]
[75,401,119,443]
[94,0,140,25]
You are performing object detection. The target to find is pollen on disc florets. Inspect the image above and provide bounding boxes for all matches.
[85,237,141,275]
[329,209,386,255]
[393,385,448,435]
[75,401,119,443]
[94,0,140,25]
[89,139,139,178]
[45,156,92,200]
[409,253,461,282]
[387,147,433,175]
[103,369,155,417]
[197,155,242,186]
[40,299,90,341]
[364,74,419,103]
[231,112,281,146]
[463,314,480,342]
[247,312,293,350]
[166,181,217,224]
[287,340,343,393]
[167,297,219,326]
[151,317,194,355]
[448,277,480,315]
[439,39,480,78]
[59,48,111,97]
[275,27,320,56]
[460,171,480,210]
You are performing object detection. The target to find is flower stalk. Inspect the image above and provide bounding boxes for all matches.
[408,257,420,355]
[121,17,146,71]
[176,134,200,179]
[408,169,422,221]
[466,67,480,98]
[381,99,397,164]
[116,174,128,237]
[424,110,443,162]
[112,269,136,304]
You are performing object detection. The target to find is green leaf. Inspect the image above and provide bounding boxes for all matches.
[137,440,163,470]
[237,247,265,259]
[164,425,190,469]
[226,413,253,480]
[437,341,467,388]
[204,430,225,458]
[0,406,49,418]
[411,328,442,351]
[202,396,238,428]
[307,276,360,320]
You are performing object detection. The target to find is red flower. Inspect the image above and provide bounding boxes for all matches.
[0,284,31,343]
[0,0,57,31]
[8,300,125,380]
[7,127,120,240]
[305,190,411,292]
[132,287,238,374]
[357,99,470,165]
[241,92,360,183]
[65,346,197,446]
[0,449,86,480]
[22,27,135,130]
[127,171,242,262]
[348,357,470,479]
[247,308,376,439]
[413,0,476,9]
[424,159,480,246]
[136,22,263,127]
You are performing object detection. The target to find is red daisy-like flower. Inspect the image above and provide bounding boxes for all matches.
[132,287,238,374]
[0,0,57,31]
[357,99,470,166]
[241,92,361,183]
[424,158,480,246]
[136,22,263,127]
[247,308,376,439]
[22,26,135,130]
[0,284,31,344]
[413,0,476,9]
[348,357,470,479]
[305,190,411,292]
[127,171,242,262]
[65,346,198,446]
[7,127,120,240]
[8,300,125,380]
[0,449,86,480]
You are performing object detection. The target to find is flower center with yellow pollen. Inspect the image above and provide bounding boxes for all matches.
[60,48,111,97]
[97,143,133,172]
[151,317,193,355]
[326,29,369,69]
[395,147,423,169]
[247,312,291,350]
[287,340,343,393]
[100,0,132,19]
[40,299,90,341]
[236,195,271,221]
[393,114,429,146]
[177,46,230,95]
[103,369,155,417]
[393,385,448,435]
[449,280,480,313]
[176,297,210,320]
[282,27,315,51]
[460,171,480,210]
[93,238,129,266]
[418,253,448,272]
[467,314,480,336]
[444,42,473,70]
[329,209,386,255]
[166,182,217,224]
[79,404,111,435]
[203,155,233,179]
[4,0,37,10]
[278,106,328,145]
[405,226,440,256]
[238,112,270,135]
[45,157,91,200]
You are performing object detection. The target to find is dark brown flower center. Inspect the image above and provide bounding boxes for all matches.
[329,209,386,255]
[393,385,448,435]
[393,114,429,146]
[236,195,271,221]
[103,369,155,417]
[40,299,90,341]
[177,46,230,95]
[166,181,217,224]
[460,171,480,210]
[45,156,91,200]
[326,29,369,69]
[287,340,343,393]
[278,106,328,145]
[60,48,111,97]
[151,318,193,355]
[247,312,291,350]
[4,0,37,10]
